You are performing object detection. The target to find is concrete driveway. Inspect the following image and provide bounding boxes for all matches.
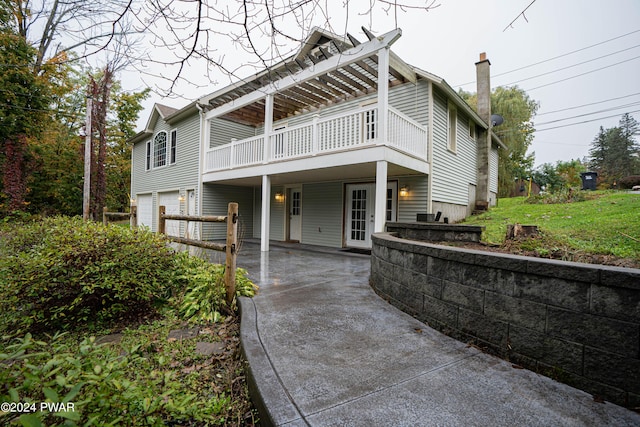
[235,242,640,426]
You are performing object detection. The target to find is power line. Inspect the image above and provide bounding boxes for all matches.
[535,109,640,132]
[525,54,640,91]
[501,44,640,87]
[503,0,538,32]
[534,101,640,126]
[454,28,640,87]
[532,140,590,147]
[537,92,640,116]
[494,28,640,78]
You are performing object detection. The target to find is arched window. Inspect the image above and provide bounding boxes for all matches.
[153,131,167,168]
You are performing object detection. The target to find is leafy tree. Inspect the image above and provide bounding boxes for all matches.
[460,86,539,197]
[532,163,563,193]
[555,159,586,189]
[533,159,586,193]
[0,30,51,213]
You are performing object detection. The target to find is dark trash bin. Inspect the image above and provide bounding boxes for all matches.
[580,172,598,190]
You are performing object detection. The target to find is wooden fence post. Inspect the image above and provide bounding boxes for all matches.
[103,207,108,226]
[224,202,238,306]
[159,205,166,234]
[131,205,137,229]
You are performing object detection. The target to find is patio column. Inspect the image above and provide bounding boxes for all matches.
[374,160,388,233]
[377,46,390,145]
[263,94,274,164]
[261,174,271,252]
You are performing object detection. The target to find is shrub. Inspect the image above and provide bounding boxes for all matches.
[173,252,258,323]
[525,187,587,204]
[619,175,640,189]
[0,332,230,426]
[0,217,176,335]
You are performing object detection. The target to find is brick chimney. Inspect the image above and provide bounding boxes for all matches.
[475,52,491,210]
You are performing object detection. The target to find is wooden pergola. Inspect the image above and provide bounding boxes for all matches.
[204,27,417,127]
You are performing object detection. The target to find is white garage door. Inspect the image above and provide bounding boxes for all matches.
[158,191,180,236]
[137,194,153,230]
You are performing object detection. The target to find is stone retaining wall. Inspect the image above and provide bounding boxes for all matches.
[385,222,483,243]
[370,232,640,408]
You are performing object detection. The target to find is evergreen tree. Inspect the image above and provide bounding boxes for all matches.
[588,114,640,187]
[588,126,608,174]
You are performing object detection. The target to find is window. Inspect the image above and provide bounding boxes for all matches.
[448,102,457,153]
[469,119,476,140]
[153,131,167,168]
[145,141,151,170]
[169,129,177,164]
[291,190,301,216]
[386,188,393,221]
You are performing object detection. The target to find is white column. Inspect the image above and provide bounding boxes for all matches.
[374,160,388,233]
[377,47,390,145]
[263,94,274,163]
[260,174,271,252]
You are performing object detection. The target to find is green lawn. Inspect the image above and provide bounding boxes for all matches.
[461,191,640,262]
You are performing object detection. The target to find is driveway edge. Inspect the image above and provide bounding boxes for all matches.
[238,296,307,427]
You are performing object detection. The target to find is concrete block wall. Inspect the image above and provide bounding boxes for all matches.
[370,232,640,408]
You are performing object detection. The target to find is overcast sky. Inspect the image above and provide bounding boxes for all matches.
[131,0,640,169]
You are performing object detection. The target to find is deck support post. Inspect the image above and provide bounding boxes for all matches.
[261,174,271,252]
[374,161,388,233]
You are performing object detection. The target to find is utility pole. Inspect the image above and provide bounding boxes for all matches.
[83,95,92,221]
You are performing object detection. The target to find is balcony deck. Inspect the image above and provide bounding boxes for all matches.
[203,105,428,180]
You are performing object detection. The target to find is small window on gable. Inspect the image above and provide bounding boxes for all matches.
[169,129,177,164]
[145,141,151,171]
[448,102,457,153]
[469,119,476,140]
[153,131,167,168]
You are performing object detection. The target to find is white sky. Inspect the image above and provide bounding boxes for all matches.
[129,0,640,168]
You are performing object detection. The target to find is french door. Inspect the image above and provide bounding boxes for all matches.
[345,182,397,248]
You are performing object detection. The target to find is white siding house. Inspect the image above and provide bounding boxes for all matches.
[130,27,504,250]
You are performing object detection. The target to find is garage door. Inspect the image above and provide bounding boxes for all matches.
[158,191,180,236]
[137,194,153,230]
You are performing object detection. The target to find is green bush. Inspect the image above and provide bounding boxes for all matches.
[0,332,230,426]
[173,252,258,323]
[0,217,176,335]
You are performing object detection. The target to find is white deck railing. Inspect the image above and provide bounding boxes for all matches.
[205,104,427,172]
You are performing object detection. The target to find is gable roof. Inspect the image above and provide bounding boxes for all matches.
[129,103,188,144]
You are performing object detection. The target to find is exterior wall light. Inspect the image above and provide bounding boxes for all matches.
[400,186,409,197]
[275,192,284,202]
[178,195,185,202]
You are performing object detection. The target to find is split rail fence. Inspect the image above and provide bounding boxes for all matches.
[102,206,137,227]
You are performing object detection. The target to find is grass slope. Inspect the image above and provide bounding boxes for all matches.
[461,191,640,263]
